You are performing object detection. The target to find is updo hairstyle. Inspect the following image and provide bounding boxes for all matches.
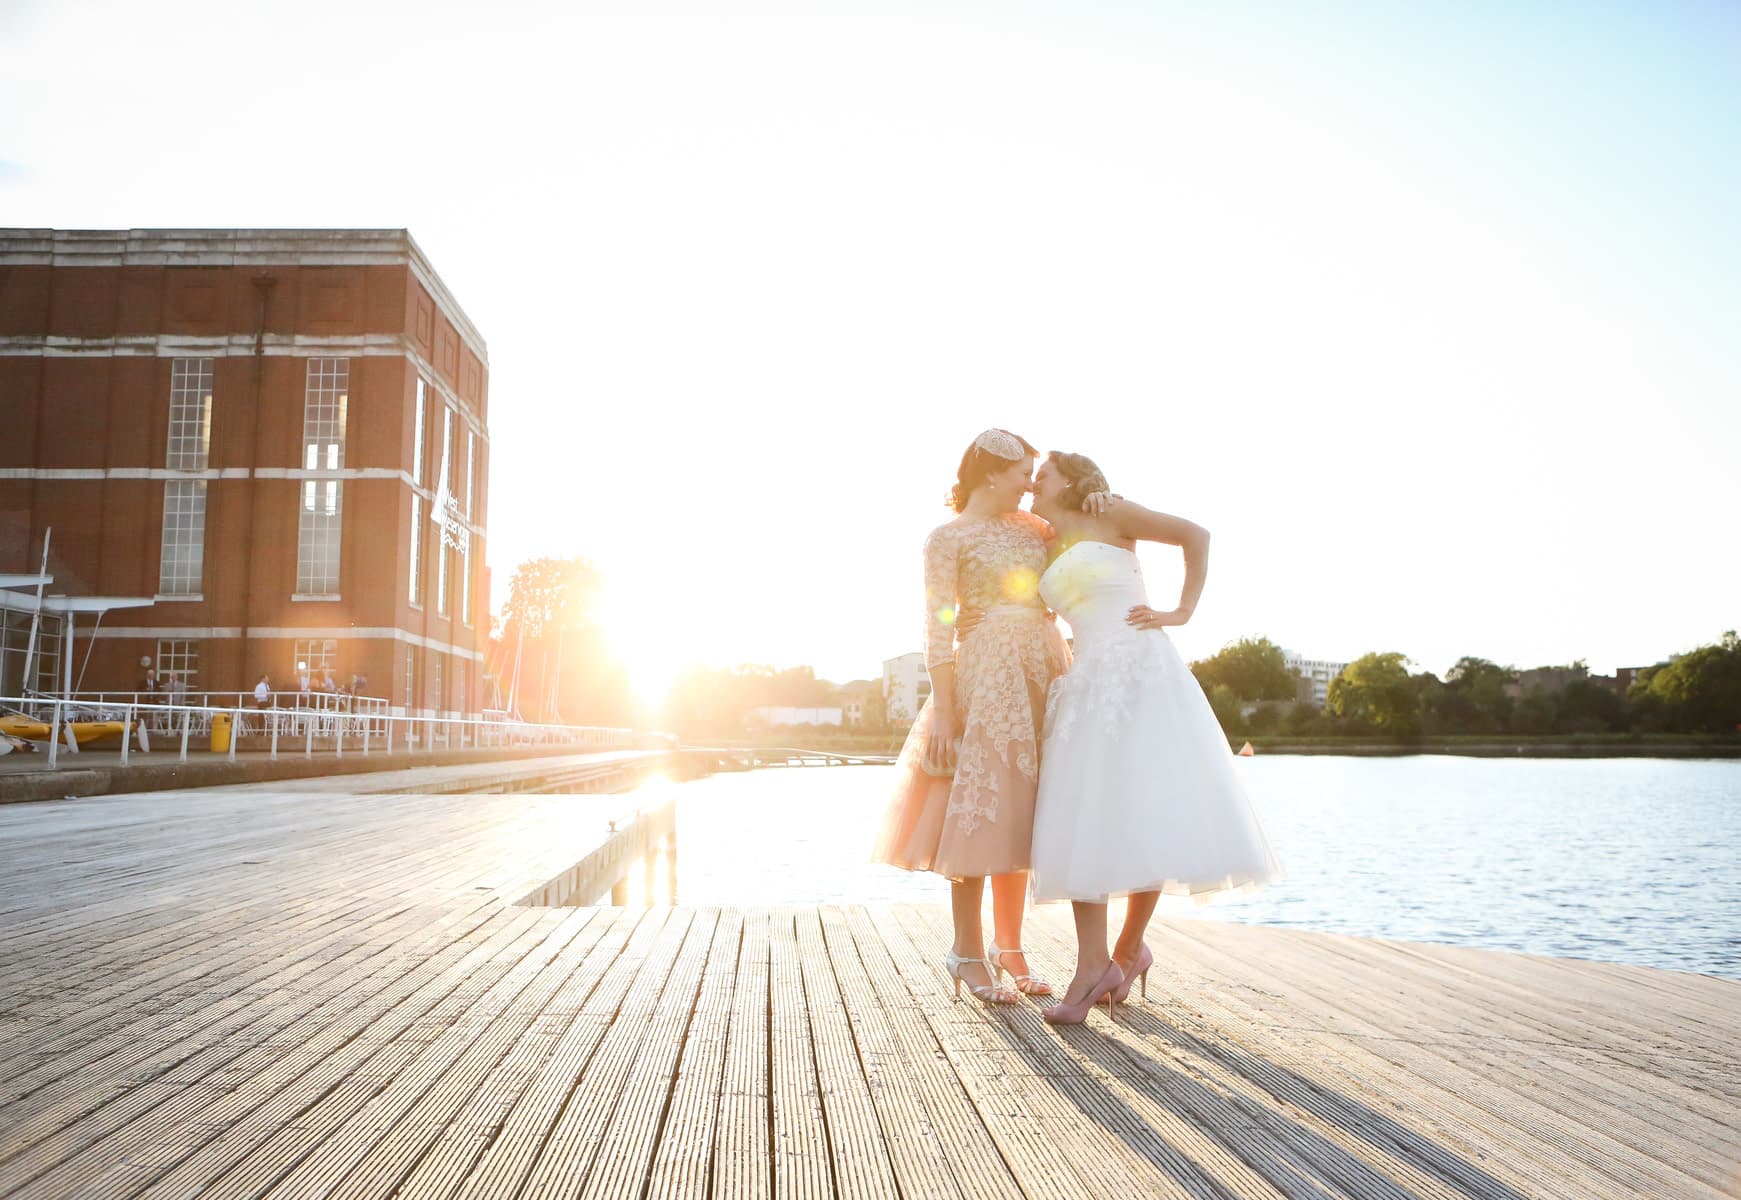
[948,429,1038,512]
[1046,451,1110,509]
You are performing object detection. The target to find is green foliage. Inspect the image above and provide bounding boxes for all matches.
[1205,683,1245,738]
[1510,686,1558,735]
[1638,631,1741,733]
[1282,701,1326,736]
[1557,678,1627,733]
[662,664,837,738]
[497,557,631,724]
[1244,703,1285,735]
[858,689,888,733]
[1328,652,1421,737]
[1191,636,1298,702]
[1439,656,1516,733]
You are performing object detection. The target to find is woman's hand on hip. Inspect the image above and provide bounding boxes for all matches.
[1127,605,1190,630]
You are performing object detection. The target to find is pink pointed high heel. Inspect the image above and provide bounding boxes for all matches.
[1109,943,1153,1006]
[1042,962,1124,1025]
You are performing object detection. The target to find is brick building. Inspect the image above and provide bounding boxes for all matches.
[0,229,490,715]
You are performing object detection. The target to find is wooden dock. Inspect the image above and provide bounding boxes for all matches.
[1,762,1737,1199]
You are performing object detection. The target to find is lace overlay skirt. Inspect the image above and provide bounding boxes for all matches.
[872,608,1070,879]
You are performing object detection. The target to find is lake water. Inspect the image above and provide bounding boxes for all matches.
[642,756,1741,979]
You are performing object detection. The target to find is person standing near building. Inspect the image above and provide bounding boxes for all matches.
[253,674,272,709]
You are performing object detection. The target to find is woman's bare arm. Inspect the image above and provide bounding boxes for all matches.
[1107,499,1211,627]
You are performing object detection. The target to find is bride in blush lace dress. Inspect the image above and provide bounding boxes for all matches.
[1026,451,1281,1024]
[872,429,1080,1006]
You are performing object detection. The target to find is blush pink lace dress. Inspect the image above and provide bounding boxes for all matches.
[872,512,1072,879]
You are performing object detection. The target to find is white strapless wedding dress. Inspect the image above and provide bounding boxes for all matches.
[1030,541,1282,904]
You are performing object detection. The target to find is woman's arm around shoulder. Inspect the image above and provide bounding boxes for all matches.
[1104,497,1209,554]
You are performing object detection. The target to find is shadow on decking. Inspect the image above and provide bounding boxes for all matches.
[990,1001,1533,1200]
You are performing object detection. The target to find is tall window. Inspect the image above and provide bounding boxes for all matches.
[156,639,201,688]
[409,378,426,605]
[460,429,475,625]
[159,481,208,596]
[409,495,423,606]
[293,638,338,683]
[166,358,213,469]
[296,359,348,595]
[430,652,444,713]
[159,359,213,595]
[464,431,475,517]
[404,646,418,711]
[435,405,453,617]
[303,358,348,470]
[461,544,473,626]
[298,479,343,594]
[412,378,427,483]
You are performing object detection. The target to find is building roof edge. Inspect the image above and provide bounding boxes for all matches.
[0,227,488,365]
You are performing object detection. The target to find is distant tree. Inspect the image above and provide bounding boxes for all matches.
[1511,686,1557,735]
[661,662,840,738]
[859,689,888,733]
[500,557,604,643]
[1244,703,1284,735]
[1441,656,1517,733]
[1410,670,1445,734]
[1281,701,1323,736]
[769,665,833,707]
[1191,637,1298,702]
[496,556,631,724]
[1205,683,1245,739]
[1328,652,1421,736]
[1636,631,1741,733]
[1556,678,1628,734]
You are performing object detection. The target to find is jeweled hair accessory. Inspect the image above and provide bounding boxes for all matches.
[973,429,1024,460]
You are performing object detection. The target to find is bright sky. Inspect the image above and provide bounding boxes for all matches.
[4,1,1736,695]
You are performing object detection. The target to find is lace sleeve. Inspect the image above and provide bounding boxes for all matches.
[922,525,959,668]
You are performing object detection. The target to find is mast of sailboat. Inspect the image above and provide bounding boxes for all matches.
[19,528,50,696]
[506,623,525,720]
[545,624,563,722]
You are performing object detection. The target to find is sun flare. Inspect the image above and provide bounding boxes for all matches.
[598,575,694,713]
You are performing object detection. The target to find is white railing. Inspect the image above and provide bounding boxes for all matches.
[53,689,390,740]
[0,694,668,770]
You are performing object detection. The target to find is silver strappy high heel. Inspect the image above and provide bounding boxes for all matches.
[987,940,1053,996]
[944,951,1019,1004]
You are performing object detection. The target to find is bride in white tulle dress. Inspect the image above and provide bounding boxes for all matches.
[1028,452,1281,1024]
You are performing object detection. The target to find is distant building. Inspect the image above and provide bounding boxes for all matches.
[0,228,489,716]
[1590,665,1655,697]
[747,706,843,728]
[1505,665,1587,699]
[882,651,929,725]
[1283,649,1348,708]
[833,679,880,727]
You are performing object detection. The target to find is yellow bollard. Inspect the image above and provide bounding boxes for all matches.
[209,711,232,754]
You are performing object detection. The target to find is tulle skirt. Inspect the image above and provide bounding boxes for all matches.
[872,610,1070,880]
[1030,627,1281,904]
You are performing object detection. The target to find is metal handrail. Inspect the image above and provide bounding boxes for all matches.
[51,689,391,714]
[0,693,671,770]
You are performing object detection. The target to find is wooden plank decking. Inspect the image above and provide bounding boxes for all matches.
[1,762,1737,1199]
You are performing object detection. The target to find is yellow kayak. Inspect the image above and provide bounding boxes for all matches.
[0,715,131,745]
